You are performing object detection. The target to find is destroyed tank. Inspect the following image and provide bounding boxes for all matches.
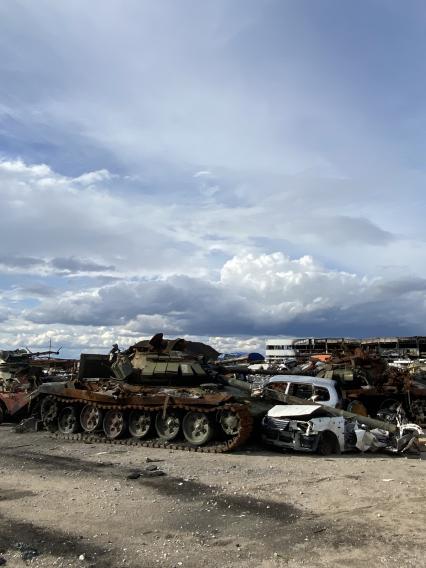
[34,334,255,452]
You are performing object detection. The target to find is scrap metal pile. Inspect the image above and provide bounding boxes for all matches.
[234,345,426,425]
[2,334,424,456]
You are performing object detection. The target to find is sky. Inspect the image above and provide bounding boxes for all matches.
[0,0,425,357]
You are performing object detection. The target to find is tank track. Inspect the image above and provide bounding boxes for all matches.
[46,395,253,453]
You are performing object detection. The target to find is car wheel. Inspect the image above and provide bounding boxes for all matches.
[317,431,340,455]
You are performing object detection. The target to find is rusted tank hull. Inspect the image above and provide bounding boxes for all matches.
[34,381,254,453]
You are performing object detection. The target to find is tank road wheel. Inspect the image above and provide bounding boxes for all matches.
[129,410,152,439]
[219,409,241,436]
[58,406,80,434]
[182,412,214,446]
[103,409,128,440]
[155,411,181,441]
[40,396,59,426]
[80,404,103,432]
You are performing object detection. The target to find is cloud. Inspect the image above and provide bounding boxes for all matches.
[23,252,426,340]
[0,254,114,276]
[0,158,208,277]
[293,215,395,246]
[0,4,425,354]
[0,255,44,269]
[49,257,114,273]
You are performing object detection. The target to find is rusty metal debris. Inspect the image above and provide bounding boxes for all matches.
[234,346,426,427]
[0,349,77,424]
[31,334,254,452]
[226,376,423,455]
[4,333,424,457]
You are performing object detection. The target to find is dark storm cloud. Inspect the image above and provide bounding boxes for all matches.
[25,266,426,338]
[26,276,250,331]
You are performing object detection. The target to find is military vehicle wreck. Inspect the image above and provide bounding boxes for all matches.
[34,334,255,452]
[0,348,76,424]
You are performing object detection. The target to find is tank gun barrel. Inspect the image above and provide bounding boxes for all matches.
[27,349,60,358]
[213,363,314,376]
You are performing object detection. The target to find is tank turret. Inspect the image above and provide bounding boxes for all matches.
[110,334,210,384]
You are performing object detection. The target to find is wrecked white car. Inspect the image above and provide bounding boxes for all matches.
[261,404,423,455]
[262,405,345,454]
[261,375,343,408]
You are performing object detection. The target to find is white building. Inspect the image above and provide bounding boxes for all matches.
[265,337,359,362]
[265,338,301,361]
[266,336,426,362]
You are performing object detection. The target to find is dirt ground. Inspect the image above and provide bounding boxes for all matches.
[0,423,425,568]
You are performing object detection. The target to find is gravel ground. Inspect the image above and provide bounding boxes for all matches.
[0,422,425,568]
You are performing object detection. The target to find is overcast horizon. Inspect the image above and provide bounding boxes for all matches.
[1,1,426,357]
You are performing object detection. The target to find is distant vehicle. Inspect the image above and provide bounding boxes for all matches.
[217,352,265,365]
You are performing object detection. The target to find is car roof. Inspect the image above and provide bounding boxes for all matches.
[263,374,337,388]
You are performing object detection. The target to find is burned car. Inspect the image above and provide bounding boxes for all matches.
[262,405,345,454]
[261,375,343,407]
[261,403,423,455]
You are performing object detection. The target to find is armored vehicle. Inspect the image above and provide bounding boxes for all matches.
[35,334,255,452]
[0,348,75,423]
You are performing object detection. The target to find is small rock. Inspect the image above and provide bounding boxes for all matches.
[145,464,158,472]
[0,556,6,566]
[79,554,86,561]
